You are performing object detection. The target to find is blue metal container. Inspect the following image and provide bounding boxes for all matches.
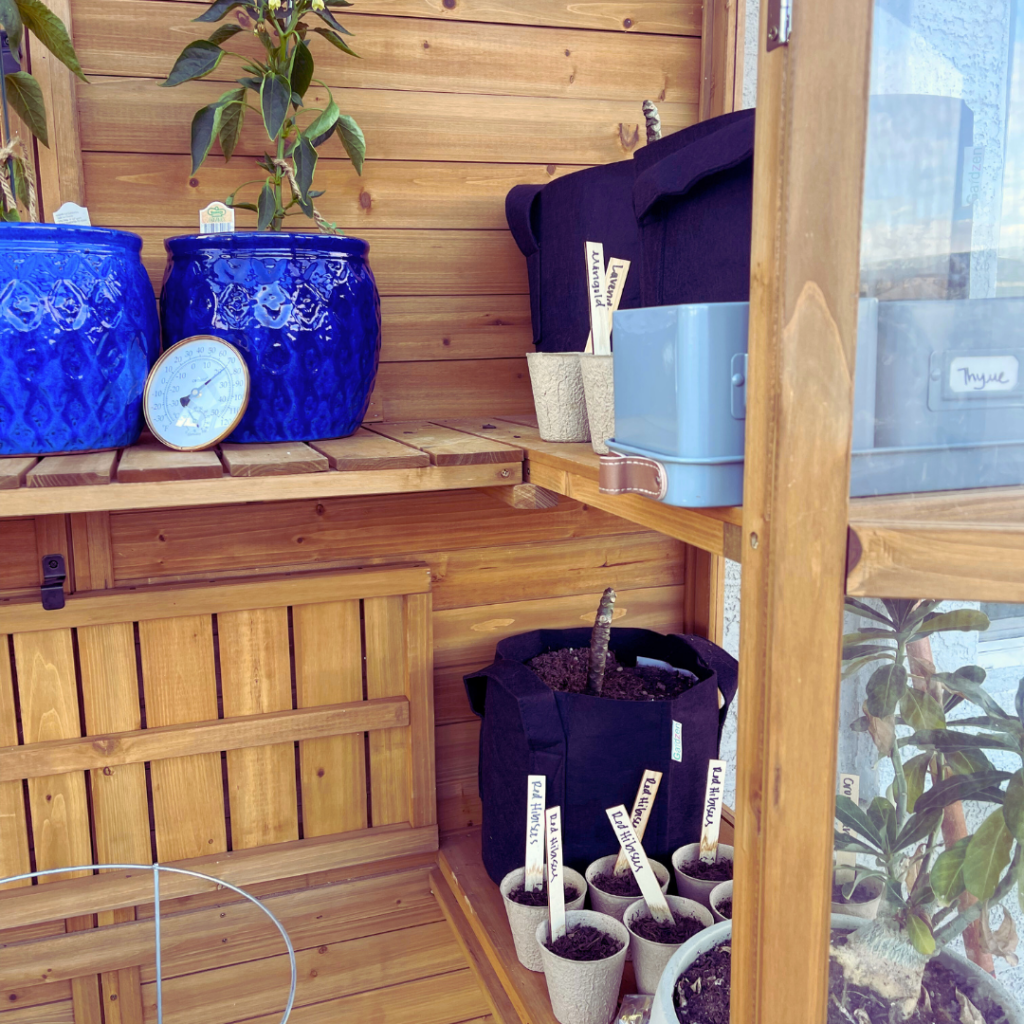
[0,224,158,455]
[160,233,381,444]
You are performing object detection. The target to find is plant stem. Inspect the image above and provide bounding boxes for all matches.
[587,588,616,697]
[891,639,909,827]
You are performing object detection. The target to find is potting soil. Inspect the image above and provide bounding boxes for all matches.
[717,898,732,919]
[545,925,624,961]
[592,870,643,897]
[508,882,580,907]
[631,912,704,945]
[831,881,876,904]
[684,859,732,883]
[673,938,1012,1024]
[526,648,696,700]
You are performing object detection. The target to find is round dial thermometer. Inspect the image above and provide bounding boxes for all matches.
[143,336,250,451]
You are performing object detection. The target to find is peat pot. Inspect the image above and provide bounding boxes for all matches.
[708,880,732,923]
[672,843,734,911]
[624,894,713,995]
[0,224,159,455]
[831,868,882,920]
[648,915,1024,1024]
[160,233,381,443]
[527,351,590,442]
[499,866,588,972]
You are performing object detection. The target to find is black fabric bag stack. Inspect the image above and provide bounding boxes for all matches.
[464,628,738,884]
[505,108,755,352]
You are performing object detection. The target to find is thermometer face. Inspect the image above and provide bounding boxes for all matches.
[143,336,250,451]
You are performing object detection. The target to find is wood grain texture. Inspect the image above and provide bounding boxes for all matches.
[310,430,430,472]
[0,636,31,890]
[479,484,559,509]
[405,593,436,828]
[69,512,114,591]
[0,458,37,489]
[367,422,523,466]
[116,445,223,483]
[138,615,227,862]
[219,607,299,849]
[0,518,39,596]
[26,453,117,488]
[220,444,329,478]
[293,601,368,836]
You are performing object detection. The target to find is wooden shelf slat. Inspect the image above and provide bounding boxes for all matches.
[311,428,431,471]
[26,451,118,487]
[0,457,38,489]
[116,444,222,483]
[368,421,524,466]
[220,442,329,477]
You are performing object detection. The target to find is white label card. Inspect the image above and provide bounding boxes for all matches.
[525,774,546,891]
[585,241,611,356]
[948,355,1018,394]
[614,770,662,875]
[584,256,630,353]
[606,804,673,923]
[200,201,236,234]
[835,773,860,869]
[672,720,683,762]
[53,202,91,226]
[699,760,727,865]
[546,806,567,941]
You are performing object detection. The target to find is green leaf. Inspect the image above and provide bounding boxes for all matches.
[226,200,258,212]
[194,0,249,22]
[290,39,314,101]
[260,73,290,140]
[334,113,365,174]
[10,152,28,206]
[292,135,317,214]
[1016,675,1024,724]
[893,808,942,853]
[867,796,898,852]
[912,610,991,638]
[906,910,936,955]
[963,809,1014,900]
[1018,853,1024,917]
[1003,771,1024,843]
[843,629,898,645]
[257,181,275,229]
[835,794,887,852]
[915,771,1013,815]
[216,88,246,161]
[311,26,359,58]
[312,6,352,33]
[162,39,225,87]
[238,75,263,92]
[945,666,1015,722]
[844,598,896,627]
[14,0,84,80]
[833,832,884,857]
[843,652,895,679]
[910,729,1019,754]
[190,102,223,174]
[304,98,339,141]
[931,836,971,905]
[947,748,995,776]
[0,0,23,55]
[3,71,46,145]
[900,688,945,732]
[882,599,916,628]
[843,643,895,661]
[208,23,242,45]
[865,663,908,719]
[904,752,931,812]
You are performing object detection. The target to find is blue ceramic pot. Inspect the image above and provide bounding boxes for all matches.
[160,233,381,443]
[0,224,159,456]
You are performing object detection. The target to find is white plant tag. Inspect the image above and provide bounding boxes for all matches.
[614,769,662,875]
[699,760,727,865]
[671,720,682,762]
[546,805,567,941]
[53,202,91,226]
[585,241,611,356]
[606,804,673,923]
[584,256,630,353]
[835,773,860,869]
[199,201,235,234]
[525,774,546,891]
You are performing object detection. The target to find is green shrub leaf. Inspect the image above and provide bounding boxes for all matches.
[865,663,908,718]
[312,26,359,58]
[216,88,246,161]
[893,809,942,853]
[304,98,339,142]
[931,836,971,905]
[835,794,886,852]
[190,102,223,174]
[963,809,1014,901]
[915,771,1013,816]
[906,911,936,955]
[194,0,249,23]
[257,181,275,229]
[290,39,314,101]
[0,0,23,55]
[867,797,898,852]
[334,114,365,174]
[260,73,290,140]
[1003,771,1024,843]
[208,23,242,45]
[14,0,85,80]
[3,71,46,145]
[293,135,317,214]
[901,688,945,732]
[912,610,990,638]
[904,752,931,812]
[163,39,225,87]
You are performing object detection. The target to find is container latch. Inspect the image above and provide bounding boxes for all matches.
[41,554,66,611]
[730,354,748,420]
[599,452,669,501]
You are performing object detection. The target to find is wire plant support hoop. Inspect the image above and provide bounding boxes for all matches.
[0,863,298,1024]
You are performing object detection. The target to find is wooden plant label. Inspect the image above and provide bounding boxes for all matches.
[613,769,663,875]
[53,202,91,226]
[546,805,567,941]
[200,201,236,234]
[525,774,546,891]
[699,760,727,865]
[606,804,674,924]
[585,240,611,355]
[584,256,631,352]
[835,773,860,868]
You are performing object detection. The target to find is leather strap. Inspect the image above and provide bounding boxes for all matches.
[599,452,668,500]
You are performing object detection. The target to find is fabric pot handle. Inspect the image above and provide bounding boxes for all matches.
[505,184,543,257]
[672,633,739,734]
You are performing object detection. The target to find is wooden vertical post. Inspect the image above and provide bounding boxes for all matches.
[731,1,873,1022]
[699,0,745,120]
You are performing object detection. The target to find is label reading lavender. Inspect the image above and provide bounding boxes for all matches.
[546,805,566,941]
[606,804,673,923]
[699,760,727,865]
[835,773,860,869]
[613,770,663,875]
[525,774,546,891]
[585,241,611,355]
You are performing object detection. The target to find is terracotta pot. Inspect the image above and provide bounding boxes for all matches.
[624,894,713,995]
[830,868,882,920]
[527,352,590,442]
[585,854,670,960]
[499,866,588,972]
[709,880,732,922]
[535,909,630,1024]
[671,843,734,911]
[579,353,615,454]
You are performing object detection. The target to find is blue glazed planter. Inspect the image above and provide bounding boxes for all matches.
[160,233,381,444]
[0,224,159,455]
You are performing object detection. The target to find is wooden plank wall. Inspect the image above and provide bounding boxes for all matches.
[48,0,703,422]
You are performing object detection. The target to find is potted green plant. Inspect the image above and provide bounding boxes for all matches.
[0,6,160,456]
[158,0,381,444]
[650,600,1024,1024]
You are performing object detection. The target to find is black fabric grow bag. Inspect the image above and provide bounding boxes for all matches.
[464,628,738,884]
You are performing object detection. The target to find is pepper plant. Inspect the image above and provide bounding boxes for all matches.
[162,0,365,231]
[0,0,87,219]
[832,598,1024,1019]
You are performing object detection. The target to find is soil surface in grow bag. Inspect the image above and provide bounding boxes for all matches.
[508,882,581,906]
[592,870,643,897]
[673,939,1011,1024]
[631,912,705,945]
[527,648,692,700]
[684,859,732,883]
[545,925,624,961]
[831,881,876,904]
